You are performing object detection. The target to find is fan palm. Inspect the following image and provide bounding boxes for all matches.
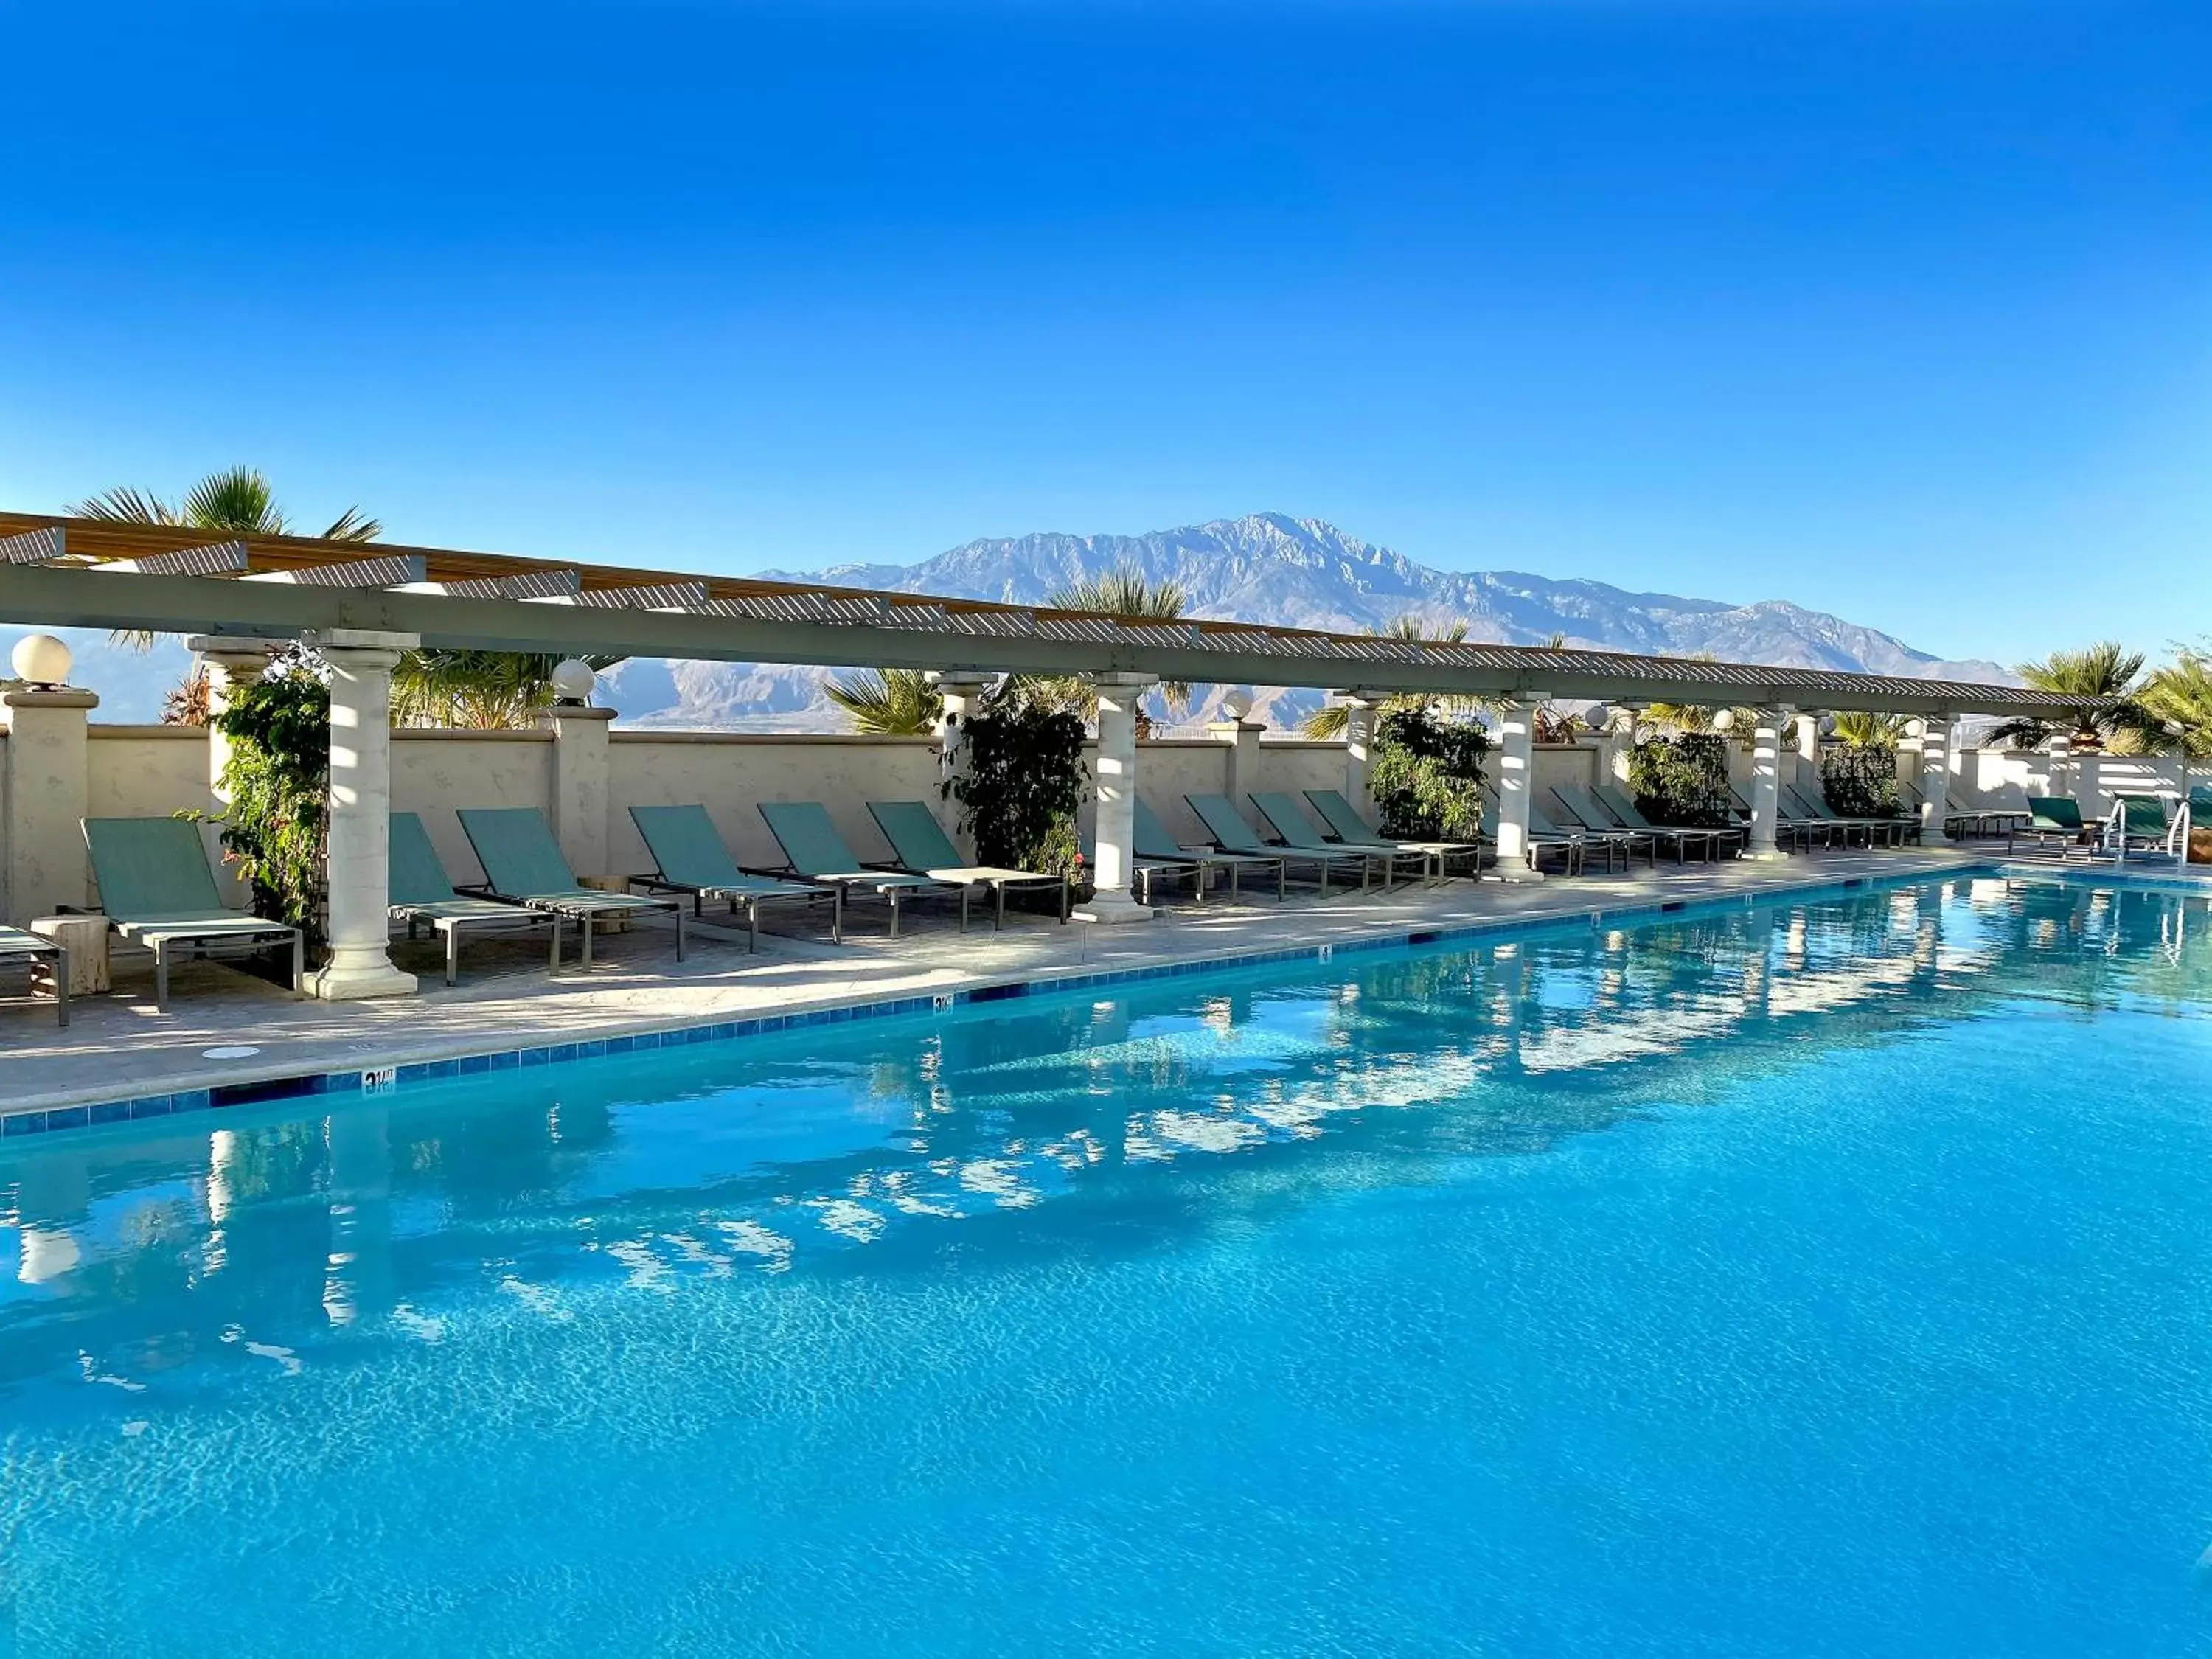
[391,650,625,731]
[2138,647,2212,765]
[72,467,383,649]
[1829,712,1910,749]
[1019,567,1193,727]
[1983,641,2150,752]
[824,668,945,736]
[1301,616,1482,739]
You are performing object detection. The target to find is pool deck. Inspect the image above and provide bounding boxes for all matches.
[0,844,2187,1124]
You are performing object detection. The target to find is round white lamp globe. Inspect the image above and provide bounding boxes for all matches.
[1220,690,1253,722]
[10,634,72,688]
[1710,708,1734,734]
[1903,718,1926,740]
[549,658,597,703]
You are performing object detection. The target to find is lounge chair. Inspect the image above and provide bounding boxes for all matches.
[1133,797,1284,903]
[390,810,564,984]
[866,800,1070,928]
[0,925,67,1027]
[1186,793,1371,894]
[1302,787,1486,877]
[2009,795,2096,857]
[1480,788,1585,875]
[756,801,961,936]
[1528,794,1637,874]
[1248,792,1430,885]
[629,804,841,949]
[1729,786,1825,851]
[1554,785,1674,867]
[81,817,304,1012]
[456,807,686,969]
[2112,793,2182,857]
[1595,785,1742,862]
[1784,785,1906,849]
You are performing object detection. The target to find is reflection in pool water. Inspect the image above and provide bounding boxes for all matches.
[4,876,2212,1656]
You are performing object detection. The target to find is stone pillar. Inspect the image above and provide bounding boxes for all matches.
[1074,675,1157,924]
[1340,695,1381,820]
[310,631,418,1001]
[546,704,616,877]
[188,636,288,810]
[1795,709,1822,793]
[928,673,993,854]
[1493,697,1544,877]
[2047,730,2072,800]
[1745,706,1788,860]
[1,686,98,925]
[1921,714,1953,840]
[1209,713,1265,811]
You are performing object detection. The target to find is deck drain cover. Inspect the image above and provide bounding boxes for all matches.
[201,1046,262,1060]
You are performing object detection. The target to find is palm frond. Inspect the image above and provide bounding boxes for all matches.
[321,507,383,543]
[69,485,180,524]
[180,466,287,535]
[824,668,943,736]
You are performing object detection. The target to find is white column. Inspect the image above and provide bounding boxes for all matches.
[1074,674,1157,924]
[1795,709,1822,793]
[1208,712,1265,810]
[1920,714,1953,840]
[2046,730,2072,801]
[1494,696,1544,877]
[310,631,419,1001]
[1746,706,1787,860]
[1341,694,1381,820]
[1598,706,1637,790]
[547,705,616,877]
[928,672,992,854]
[1,685,98,925]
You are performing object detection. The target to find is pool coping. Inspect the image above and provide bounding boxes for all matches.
[6,857,2194,1143]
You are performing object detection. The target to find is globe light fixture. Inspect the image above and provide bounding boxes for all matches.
[548,658,597,704]
[10,634,72,689]
[1220,690,1253,722]
[1903,718,1926,740]
[1710,708,1734,734]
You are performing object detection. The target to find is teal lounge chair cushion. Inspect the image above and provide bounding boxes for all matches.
[458,807,665,910]
[2117,795,2169,837]
[632,805,810,897]
[758,801,936,886]
[2025,796,2085,833]
[1251,792,1397,854]
[1184,794,1275,855]
[82,817,229,922]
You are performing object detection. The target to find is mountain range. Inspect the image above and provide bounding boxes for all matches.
[26,513,2011,726]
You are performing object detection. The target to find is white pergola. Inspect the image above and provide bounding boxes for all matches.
[0,512,2098,998]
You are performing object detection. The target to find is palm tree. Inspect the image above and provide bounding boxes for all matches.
[1981,641,2150,752]
[391,650,624,730]
[1829,712,1909,749]
[1301,616,1479,739]
[71,467,383,648]
[824,668,944,736]
[1021,566,1194,728]
[2138,646,2212,771]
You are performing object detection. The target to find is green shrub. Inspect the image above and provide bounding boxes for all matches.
[1630,734,1733,827]
[1822,746,1902,817]
[1370,706,1489,841]
[945,702,1091,883]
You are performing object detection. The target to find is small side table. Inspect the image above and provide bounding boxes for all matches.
[32,915,109,995]
[574,874,634,933]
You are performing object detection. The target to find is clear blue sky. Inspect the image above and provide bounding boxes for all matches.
[2,1,2206,665]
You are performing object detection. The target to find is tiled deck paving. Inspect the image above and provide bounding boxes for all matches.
[2,845,2191,1127]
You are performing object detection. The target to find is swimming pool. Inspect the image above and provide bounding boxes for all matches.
[4,874,2211,1655]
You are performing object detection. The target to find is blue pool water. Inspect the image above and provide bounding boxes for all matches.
[5,874,2212,1655]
